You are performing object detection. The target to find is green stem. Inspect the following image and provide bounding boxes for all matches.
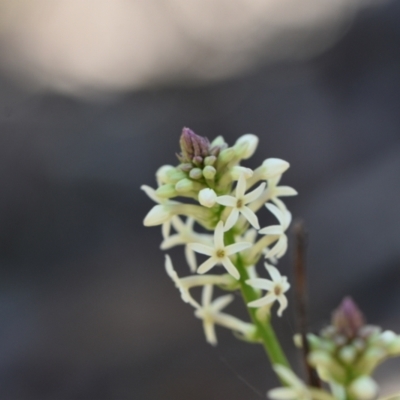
[225,231,291,373]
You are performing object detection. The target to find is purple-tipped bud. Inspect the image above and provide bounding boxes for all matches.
[178,127,210,163]
[332,297,365,339]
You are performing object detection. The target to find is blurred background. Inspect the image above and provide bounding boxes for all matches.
[0,0,399,399]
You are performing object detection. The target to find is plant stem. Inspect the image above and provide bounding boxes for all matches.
[225,231,291,374]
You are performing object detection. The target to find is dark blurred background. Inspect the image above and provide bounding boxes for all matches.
[0,0,399,399]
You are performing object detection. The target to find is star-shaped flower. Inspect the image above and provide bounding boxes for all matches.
[194,285,255,345]
[266,174,297,211]
[161,217,213,272]
[188,221,251,280]
[216,173,266,231]
[246,263,290,316]
[259,203,292,260]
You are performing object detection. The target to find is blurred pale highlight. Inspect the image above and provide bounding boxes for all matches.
[0,0,382,95]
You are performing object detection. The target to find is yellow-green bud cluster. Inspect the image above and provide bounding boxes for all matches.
[307,298,400,392]
[155,128,259,202]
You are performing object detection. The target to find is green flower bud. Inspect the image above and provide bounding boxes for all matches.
[155,184,177,198]
[175,179,203,193]
[203,166,216,180]
[189,168,203,180]
[167,168,188,183]
[339,345,357,364]
[204,155,217,166]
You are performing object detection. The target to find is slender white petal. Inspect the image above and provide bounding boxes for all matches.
[277,295,288,317]
[221,258,240,280]
[275,186,298,196]
[243,182,266,204]
[240,206,259,229]
[185,246,197,272]
[161,234,186,249]
[225,242,252,255]
[188,243,214,256]
[259,225,283,235]
[161,220,172,239]
[224,208,240,231]
[211,294,234,311]
[197,257,218,274]
[214,221,225,249]
[141,185,160,203]
[265,203,285,226]
[266,265,281,282]
[248,293,276,308]
[202,284,213,306]
[216,195,237,207]
[236,173,247,198]
[203,321,217,345]
[246,278,274,291]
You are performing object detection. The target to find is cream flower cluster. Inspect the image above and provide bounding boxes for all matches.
[142,128,297,345]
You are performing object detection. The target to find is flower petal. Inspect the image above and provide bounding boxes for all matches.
[211,294,234,312]
[244,182,266,204]
[277,295,288,317]
[203,320,217,345]
[275,186,298,197]
[259,225,283,235]
[202,284,213,306]
[188,243,214,256]
[197,257,218,275]
[160,234,185,249]
[221,258,240,280]
[247,293,276,308]
[215,195,236,207]
[246,278,274,291]
[185,246,197,272]
[225,241,252,256]
[214,221,225,249]
[141,185,160,203]
[265,264,282,282]
[143,205,170,226]
[224,208,240,231]
[236,172,247,197]
[265,203,285,226]
[268,388,296,400]
[240,206,260,229]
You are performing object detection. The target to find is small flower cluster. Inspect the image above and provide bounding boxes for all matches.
[143,128,297,345]
[306,297,400,400]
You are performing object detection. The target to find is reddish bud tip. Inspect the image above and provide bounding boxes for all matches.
[332,297,365,339]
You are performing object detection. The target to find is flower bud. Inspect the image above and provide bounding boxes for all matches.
[261,158,290,179]
[339,345,357,364]
[189,168,203,180]
[155,184,178,198]
[203,166,216,180]
[234,134,258,159]
[167,168,187,183]
[143,205,170,226]
[156,165,174,185]
[198,188,217,208]
[231,166,253,180]
[218,147,235,165]
[204,155,216,166]
[349,376,378,400]
[332,297,365,339]
[175,178,195,192]
[178,127,210,163]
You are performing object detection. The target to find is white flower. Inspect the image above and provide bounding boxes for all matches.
[165,255,200,308]
[216,173,266,231]
[142,185,179,238]
[246,264,290,316]
[268,365,312,400]
[161,217,213,272]
[188,221,251,280]
[198,188,217,208]
[260,158,290,179]
[194,285,255,345]
[259,203,292,259]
